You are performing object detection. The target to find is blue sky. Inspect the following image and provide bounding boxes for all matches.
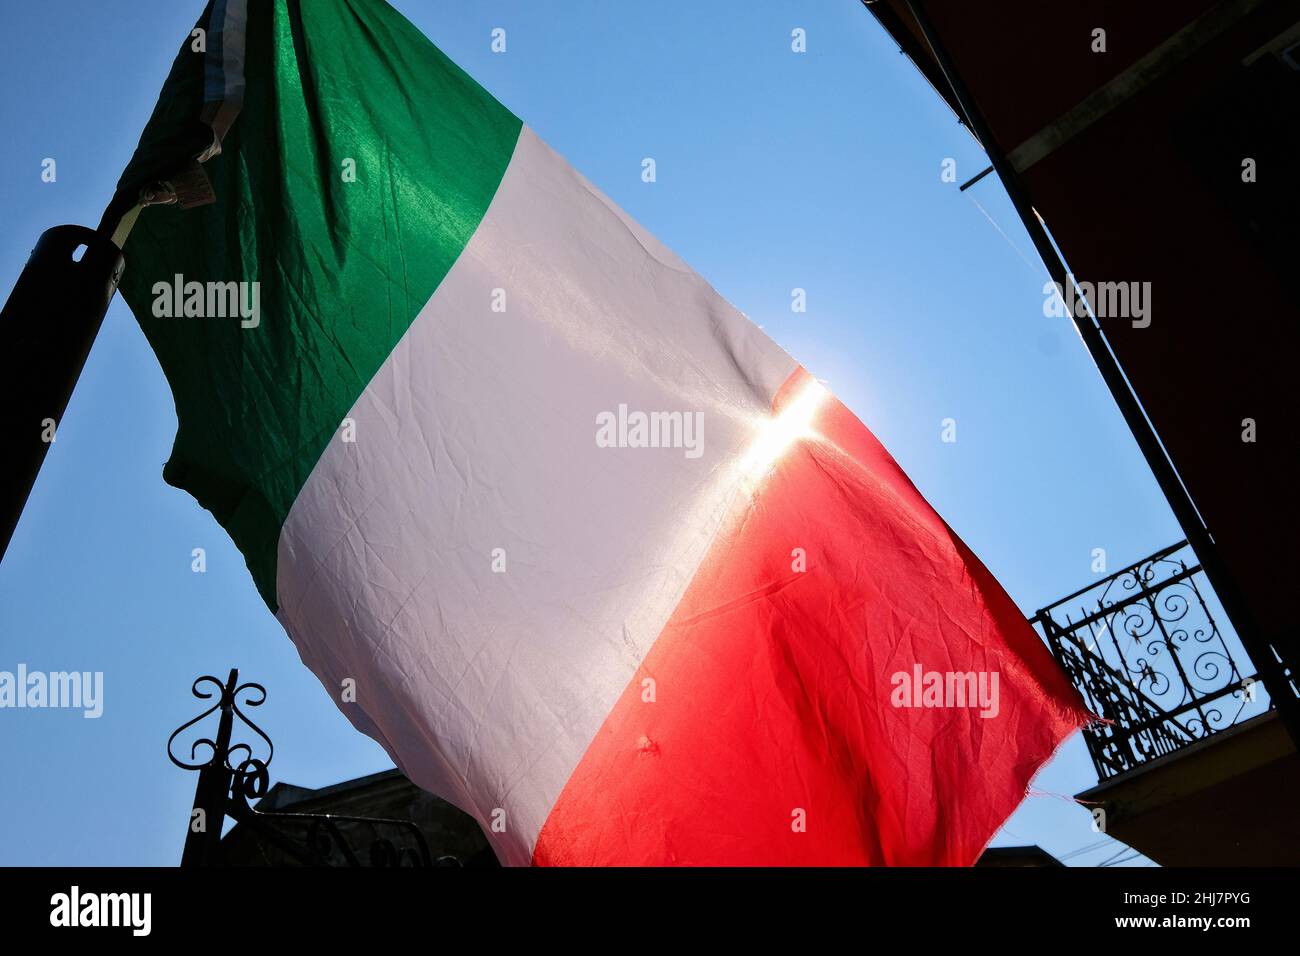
[0,0,1177,866]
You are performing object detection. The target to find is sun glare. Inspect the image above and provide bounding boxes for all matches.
[738,380,829,485]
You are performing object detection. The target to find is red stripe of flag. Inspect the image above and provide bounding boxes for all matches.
[535,369,1090,865]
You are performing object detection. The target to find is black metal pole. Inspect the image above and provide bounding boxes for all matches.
[0,225,124,561]
[179,668,238,867]
[901,0,1300,745]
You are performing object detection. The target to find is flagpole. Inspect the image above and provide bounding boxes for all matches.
[0,0,222,563]
[0,0,219,560]
[0,143,161,562]
[0,224,125,561]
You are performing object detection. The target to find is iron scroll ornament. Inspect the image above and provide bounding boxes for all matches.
[167,672,273,774]
[167,669,440,866]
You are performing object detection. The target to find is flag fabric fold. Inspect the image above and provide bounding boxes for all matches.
[115,0,1088,866]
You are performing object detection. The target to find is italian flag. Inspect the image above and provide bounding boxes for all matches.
[113,0,1088,866]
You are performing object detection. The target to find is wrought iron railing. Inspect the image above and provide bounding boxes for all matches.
[1030,541,1278,781]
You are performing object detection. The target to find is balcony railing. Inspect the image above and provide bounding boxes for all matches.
[1029,541,1276,781]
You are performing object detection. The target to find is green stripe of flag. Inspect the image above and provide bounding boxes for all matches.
[116,0,522,607]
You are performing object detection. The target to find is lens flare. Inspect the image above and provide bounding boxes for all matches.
[738,380,829,485]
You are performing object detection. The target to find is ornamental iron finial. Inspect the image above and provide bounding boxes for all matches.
[168,669,438,867]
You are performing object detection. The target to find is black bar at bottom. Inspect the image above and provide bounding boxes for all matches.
[0,865,1286,940]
